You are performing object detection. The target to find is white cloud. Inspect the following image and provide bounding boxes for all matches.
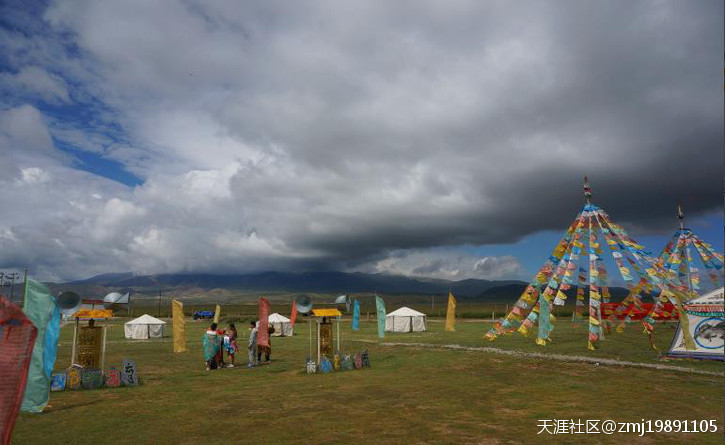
[361,250,525,280]
[0,66,70,104]
[18,167,51,184]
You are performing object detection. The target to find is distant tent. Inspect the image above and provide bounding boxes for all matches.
[268,313,293,337]
[124,314,166,340]
[668,288,724,361]
[385,307,427,333]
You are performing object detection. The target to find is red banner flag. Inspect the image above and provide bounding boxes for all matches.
[290,300,298,328]
[0,296,38,445]
[257,297,271,348]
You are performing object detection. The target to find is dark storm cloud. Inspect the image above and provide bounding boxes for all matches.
[0,0,721,280]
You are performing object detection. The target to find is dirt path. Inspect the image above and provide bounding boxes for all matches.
[354,339,724,377]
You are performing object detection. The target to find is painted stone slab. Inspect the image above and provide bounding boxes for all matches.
[121,359,139,386]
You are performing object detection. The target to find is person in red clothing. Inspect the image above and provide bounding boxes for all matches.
[215,326,226,368]
[224,323,239,367]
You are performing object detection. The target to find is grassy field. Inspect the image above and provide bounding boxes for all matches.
[12,316,724,444]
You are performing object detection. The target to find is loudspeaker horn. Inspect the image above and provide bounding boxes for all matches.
[334,295,350,313]
[295,295,313,314]
[56,291,81,315]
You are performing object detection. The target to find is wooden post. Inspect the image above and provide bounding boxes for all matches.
[101,318,108,372]
[316,318,321,364]
[336,317,340,353]
[71,318,79,366]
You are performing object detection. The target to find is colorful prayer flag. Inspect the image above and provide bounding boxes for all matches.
[213,304,221,324]
[0,296,37,444]
[21,279,59,413]
[257,297,271,347]
[290,300,298,328]
[172,299,187,353]
[445,292,457,332]
[351,300,360,331]
[375,295,386,338]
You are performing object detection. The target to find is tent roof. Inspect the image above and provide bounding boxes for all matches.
[387,306,426,317]
[268,313,290,323]
[126,314,166,325]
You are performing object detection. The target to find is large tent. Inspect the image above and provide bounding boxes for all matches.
[668,288,724,360]
[385,307,427,333]
[486,178,697,350]
[268,313,294,337]
[124,314,166,340]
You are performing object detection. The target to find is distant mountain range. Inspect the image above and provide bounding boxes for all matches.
[56,271,633,303]
[65,271,526,299]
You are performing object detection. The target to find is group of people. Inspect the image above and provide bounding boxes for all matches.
[203,320,274,370]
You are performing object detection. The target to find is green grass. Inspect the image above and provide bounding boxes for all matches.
[12,317,723,444]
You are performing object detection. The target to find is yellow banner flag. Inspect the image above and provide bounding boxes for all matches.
[172,299,187,353]
[445,292,457,332]
[213,304,221,324]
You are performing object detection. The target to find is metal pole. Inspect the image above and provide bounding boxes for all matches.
[9,273,15,303]
[157,289,161,317]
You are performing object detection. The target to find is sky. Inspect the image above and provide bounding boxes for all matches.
[1,0,723,283]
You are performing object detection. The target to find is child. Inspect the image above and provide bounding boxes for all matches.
[247,321,258,368]
[224,323,239,367]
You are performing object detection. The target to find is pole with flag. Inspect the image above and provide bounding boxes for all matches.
[290,300,298,328]
[213,304,221,324]
[172,299,187,353]
[351,299,360,331]
[375,294,386,339]
[445,291,457,332]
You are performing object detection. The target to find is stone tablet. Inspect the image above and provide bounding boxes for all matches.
[121,359,139,386]
[333,354,340,371]
[66,367,82,390]
[341,355,354,371]
[82,368,104,390]
[105,367,121,388]
[319,357,332,374]
[50,373,66,391]
[361,349,370,367]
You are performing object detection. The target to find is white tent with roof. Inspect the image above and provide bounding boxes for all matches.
[268,313,294,337]
[124,314,166,339]
[385,307,427,333]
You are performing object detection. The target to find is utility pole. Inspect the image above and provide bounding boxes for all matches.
[157,289,162,317]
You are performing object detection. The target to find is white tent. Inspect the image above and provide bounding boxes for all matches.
[125,314,166,340]
[385,307,427,333]
[268,313,294,337]
[668,288,724,360]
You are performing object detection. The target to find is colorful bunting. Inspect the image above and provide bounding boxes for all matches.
[487,179,700,351]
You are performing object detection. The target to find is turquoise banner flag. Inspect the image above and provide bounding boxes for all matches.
[351,300,360,331]
[375,295,386,338]
[21,279,59,413]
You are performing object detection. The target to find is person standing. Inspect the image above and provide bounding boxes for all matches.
[247,321,258,368]
[225,323,239,368]
[203,322,222,371]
